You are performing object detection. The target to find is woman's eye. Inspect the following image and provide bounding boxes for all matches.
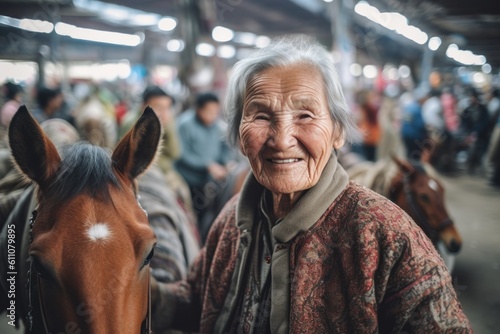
[299,113,313,119]
[255,114,270,121]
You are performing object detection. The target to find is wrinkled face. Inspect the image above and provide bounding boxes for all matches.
[239,64,344,195]
[197,101,220,126]
[146,96,173,126]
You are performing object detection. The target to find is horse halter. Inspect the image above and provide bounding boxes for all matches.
[398,173,453,243]
[27,209,153,334]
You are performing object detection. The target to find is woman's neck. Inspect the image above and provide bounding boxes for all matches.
[271,191,305,221]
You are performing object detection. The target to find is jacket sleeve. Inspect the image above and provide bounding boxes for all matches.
[151,250,205,332]
[377,223,473,333]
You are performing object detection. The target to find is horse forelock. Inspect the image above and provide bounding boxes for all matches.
[46,142,121,203]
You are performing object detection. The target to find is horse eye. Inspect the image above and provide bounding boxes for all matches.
[419,194,430,203]
[144,247,155,266]
[31,257,50,279]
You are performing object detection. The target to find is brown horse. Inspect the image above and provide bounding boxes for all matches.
[0,106,161,333]
[340,151,462,261]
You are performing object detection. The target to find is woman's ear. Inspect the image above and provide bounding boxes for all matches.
[332,131,345,150]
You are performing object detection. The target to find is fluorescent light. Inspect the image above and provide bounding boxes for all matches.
[19,18,54,33]
[158,17,177,31]
[167,39,185,52]
[217,45,236,58]
[0,15,53,34]
[55,22,142,46]
[196,43,215,57]
[446,44,486,65]
[212,26,234,42]
[354,1,428,45]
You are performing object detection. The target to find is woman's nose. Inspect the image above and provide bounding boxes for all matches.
[267,120,296,150]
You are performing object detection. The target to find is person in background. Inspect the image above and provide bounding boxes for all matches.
[0,82,23,128]
[175,92,237,243]
[31,86,74,126]
[401,87,429,163]
[121,86,194,219]
[486,89,500,187]
[357,89,381,161]
[152,37,471,333]
[461,88,491,174]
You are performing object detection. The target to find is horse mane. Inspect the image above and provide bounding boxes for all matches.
[46,142,120,203]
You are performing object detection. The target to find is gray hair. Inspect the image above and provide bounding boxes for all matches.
[223,36,361,147]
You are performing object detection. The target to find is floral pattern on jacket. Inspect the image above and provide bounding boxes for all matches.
[153,182,472,333]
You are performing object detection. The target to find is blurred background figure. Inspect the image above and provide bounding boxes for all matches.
[0,82,23,128]
[73,84,118,149]
[401,87,429,163]
[0,82,23,148]
[31,86,74,126]
[175,92,239,243]
[460,88,491,175]
[356,89,381,161]
[486,89,500,187]
[132,86,194,217]
[376,83,405,160]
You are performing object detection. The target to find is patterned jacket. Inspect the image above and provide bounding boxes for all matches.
[152,155,472,333]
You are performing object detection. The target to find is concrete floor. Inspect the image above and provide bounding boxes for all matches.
[1,172,499,333]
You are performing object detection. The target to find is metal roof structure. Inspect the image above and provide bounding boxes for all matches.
[0,0,499,74]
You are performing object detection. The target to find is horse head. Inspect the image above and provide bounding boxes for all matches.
[389,156,462,254]
[9,106,161,333]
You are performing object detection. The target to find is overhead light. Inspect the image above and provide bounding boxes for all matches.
[324,0,334,2]
[255,35,271,48]
[74,0,164,27]
[354,1,428,45]
[0,15,53,34]
[428,37,442,51]
[212,26,234,42]
[349,63,362,77]
[167,39,185,52]
[196,43,215,57]
[446,44,486,66]
[217,45,236,59]
[234,32,256,45]
[482,63,492,74]
[55,22,142,46]
[158,17,177,31]
[363,65,377,79]
[398,65,411,78]
[19,18,54,33]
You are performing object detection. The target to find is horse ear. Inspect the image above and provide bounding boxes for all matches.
[391,155,414,174]
[8,105,61,188]
[112,107,161,181]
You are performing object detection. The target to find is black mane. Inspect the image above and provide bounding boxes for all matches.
[46,142,120,203]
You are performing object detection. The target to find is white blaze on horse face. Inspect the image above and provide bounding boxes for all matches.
[428,179,439,192]
[87,223,111,242]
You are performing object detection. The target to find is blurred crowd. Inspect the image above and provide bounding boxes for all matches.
[0,76,499,253]
[351,82,500,188]
[0,80,248,250]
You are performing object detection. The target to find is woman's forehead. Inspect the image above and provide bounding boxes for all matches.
[245,64,326,103]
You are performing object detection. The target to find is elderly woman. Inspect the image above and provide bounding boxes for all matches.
[152,38,471,333]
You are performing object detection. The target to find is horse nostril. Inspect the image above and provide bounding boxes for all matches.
[449,240,461,253]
